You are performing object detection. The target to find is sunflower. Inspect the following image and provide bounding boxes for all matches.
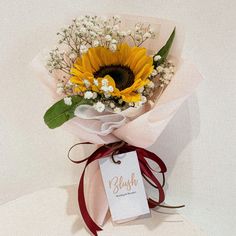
[70,43,153,103]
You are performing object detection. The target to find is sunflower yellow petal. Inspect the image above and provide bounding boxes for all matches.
[74,85,87,93]
[70,43,153,102]
[118,43,130,64]
[70,67,83,77]
[129,48,146,70]
[124,47,141,66]
[88,48,101,72]
[135,64,153,80]
[122,93,141,102]
[70,76,83,84]
[133,56,152,75]
[82,54,93,73]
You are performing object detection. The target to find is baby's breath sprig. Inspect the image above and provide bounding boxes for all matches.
[127,23,155,47]
[47,48,72,75]
[156,60,175,87]
[143,59,175,104]
[46,15,156,76]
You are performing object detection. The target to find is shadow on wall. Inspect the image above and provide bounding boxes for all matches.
[61,184,85,234]
[148,93,200,190]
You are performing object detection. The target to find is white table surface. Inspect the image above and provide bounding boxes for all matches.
[0,185,205,236]
[0,1,236,236]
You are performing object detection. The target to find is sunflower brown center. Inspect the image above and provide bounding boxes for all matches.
[94,65,135,90]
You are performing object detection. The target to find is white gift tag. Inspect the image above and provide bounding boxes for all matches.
[99,151,150,222]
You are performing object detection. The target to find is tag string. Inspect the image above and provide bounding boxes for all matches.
[67,141,184,236]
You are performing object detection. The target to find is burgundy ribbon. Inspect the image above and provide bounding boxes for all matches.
[68,141,167,236]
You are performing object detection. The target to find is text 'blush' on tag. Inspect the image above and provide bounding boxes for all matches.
[99,151,150,222]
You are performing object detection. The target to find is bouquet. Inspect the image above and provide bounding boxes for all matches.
[34,14,202,235]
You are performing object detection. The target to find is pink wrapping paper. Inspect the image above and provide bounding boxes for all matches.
[32,14,203,227]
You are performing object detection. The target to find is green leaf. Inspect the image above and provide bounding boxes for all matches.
[153,27,176,66]
[43,95,92,129]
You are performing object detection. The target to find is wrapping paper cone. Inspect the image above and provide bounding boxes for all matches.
[32,14,203,228]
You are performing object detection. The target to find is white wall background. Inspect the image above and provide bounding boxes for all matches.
[0,0,235,235]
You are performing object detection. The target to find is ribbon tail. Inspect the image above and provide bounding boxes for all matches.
[139,161,165,208]
[68,141,169,234]
[137,148,167,173]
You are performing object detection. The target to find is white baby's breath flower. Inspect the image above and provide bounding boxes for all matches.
[148,27,154,34]
[85,21,93,28]
[119,31,127,37]
[137,87,144,93]
[109,43,117,52]
[65,80,73,88]
[114,15,121,21]
[57,82,63,88]
[154,55,162,62]
[163,74,171,81]
[90,31,97,38]
[135,34,142,41]
[93,101,105,112]
[164,68,170,74]
[151,69,157,76]
[101,85,109,92]
[109,102,115,108]
[141,96,147,104]
[92,92,97,99]
[127,30,132,36]
[56,87,64,95]
[64,97,72,105]
[134,101,142,108]
[80,45,88,54]
[83,79,90,88]
[147,81,155,89]
[92,40,99,47]
[135,24,141,31]
[80,27,87,34]
[157,66,164,73]
[102,78,108,86]
[164,80,170,85]
[106,25,111,31]
[111,39,117,44]
[108,85,114,92]
[114,107,121,113]
[84,91,93,99]
[67,80,73,86]
[118,99,123,104]
[143,32,151,39]
[92,25,100,32]
[105,35,112,41]
[68,52,77,60]
[170,67,175,73]
[94,79,99,86]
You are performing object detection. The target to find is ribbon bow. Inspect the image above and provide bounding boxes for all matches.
[68,141,168,236]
